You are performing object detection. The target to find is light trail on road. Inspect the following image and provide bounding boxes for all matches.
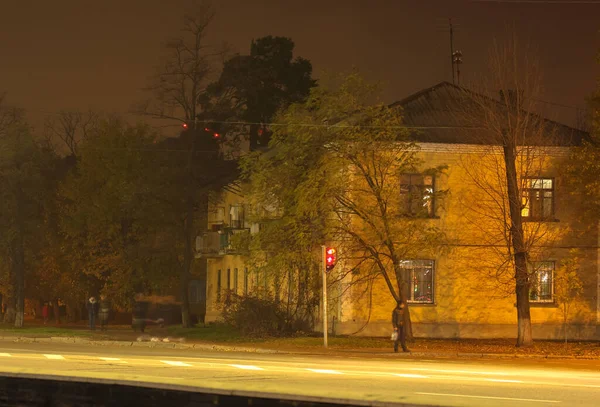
[0,341,599,406]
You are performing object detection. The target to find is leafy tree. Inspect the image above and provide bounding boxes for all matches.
[553,250,584,344]
[209,36,316,150]
[59,119,177,308]
[241,73,448,336]
[0,112,50,327]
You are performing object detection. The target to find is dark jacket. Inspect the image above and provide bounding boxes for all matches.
[87,300,99,316]
[133,301,149,320]
[99,299,111,320]
[392,307,404,327]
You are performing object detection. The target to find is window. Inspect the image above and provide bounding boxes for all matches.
[230,205,245,229]
[399,260,434,304]
[216,269,222,302]
[522,178,554,221]
[529,261,554,303]
[233,268,239,293]
[244,268,249,295]
[400,174,435,217]
[227,268,231,290]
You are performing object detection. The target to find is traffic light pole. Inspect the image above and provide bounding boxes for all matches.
[321,245,328,348]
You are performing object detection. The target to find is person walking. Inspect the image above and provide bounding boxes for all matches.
[392,301,409,353]
[86,297,99,331]
[98,295,111,331]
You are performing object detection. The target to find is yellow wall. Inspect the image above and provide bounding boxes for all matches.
[204,144,599,338]
[340,144,598,338]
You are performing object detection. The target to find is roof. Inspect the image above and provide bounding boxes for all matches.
[390,82,588,146]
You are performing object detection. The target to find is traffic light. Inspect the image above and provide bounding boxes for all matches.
[325,247,337,272]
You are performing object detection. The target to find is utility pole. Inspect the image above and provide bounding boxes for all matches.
[321,245,328,348]
[449,18,455,85]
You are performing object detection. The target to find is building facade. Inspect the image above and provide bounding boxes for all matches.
[198,82,598,340]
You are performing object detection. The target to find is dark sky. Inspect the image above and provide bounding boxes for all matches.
[0,0,598,131]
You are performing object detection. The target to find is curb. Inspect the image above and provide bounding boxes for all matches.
[0,336,597,359]
[0,336,282,354]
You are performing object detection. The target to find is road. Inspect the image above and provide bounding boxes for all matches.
[0,341,599,406]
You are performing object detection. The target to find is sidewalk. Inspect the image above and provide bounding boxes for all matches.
[1,323,599,360]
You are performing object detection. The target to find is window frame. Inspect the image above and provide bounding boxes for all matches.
[521,177,555,222]
[399,259,435,304]
[233,268,239,293]
[399,173,436,218]
[529,261,555,304]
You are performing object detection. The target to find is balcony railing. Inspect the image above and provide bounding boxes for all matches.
[196,227,250,258]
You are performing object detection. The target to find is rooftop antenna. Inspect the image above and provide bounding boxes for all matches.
[436,18,462,84]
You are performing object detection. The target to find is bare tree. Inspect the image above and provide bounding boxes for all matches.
[136,2,228,328]
[456,33,569,346]
[44,110,100,156]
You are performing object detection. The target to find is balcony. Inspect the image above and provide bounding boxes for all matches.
[196,227,250,258]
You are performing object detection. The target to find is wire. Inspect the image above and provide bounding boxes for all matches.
[471,0,600,3]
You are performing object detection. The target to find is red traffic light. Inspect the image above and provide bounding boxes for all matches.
[182,123,189,130]
[325,247,336,271]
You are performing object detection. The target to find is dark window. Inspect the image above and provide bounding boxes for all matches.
[227,268,231,290]
[529,261,554,303]
[399,260,434,304]
[522,178,554,221]
[189,280,205,305]
[400,174,435,217]
[233,268,239,293]
[216,269,222,302]
[244,268,249,295]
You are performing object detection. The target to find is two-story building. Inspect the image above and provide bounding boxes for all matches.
[197,82,597,340]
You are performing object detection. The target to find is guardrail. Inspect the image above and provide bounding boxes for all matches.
[0,373,434,407]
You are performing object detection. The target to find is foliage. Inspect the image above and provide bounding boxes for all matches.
[0,114,53,326]
[58,119,179,308]
[221,291,300,337]
[553,250,584,343]
[209,36,316,149]
[240,72,448,336]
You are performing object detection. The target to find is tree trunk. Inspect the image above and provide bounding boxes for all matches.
[14,245,25,328]
[52,299,61,324]
[503,144,533,347]
[180,195,193,328]
[393,263,413,340]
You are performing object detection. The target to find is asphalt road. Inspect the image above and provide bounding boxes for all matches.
[0,341,599,406]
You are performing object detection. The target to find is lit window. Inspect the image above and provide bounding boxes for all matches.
[522,178,554,221]
[400,174,435,217]
[529,261,554,303]
[399,260,434,304]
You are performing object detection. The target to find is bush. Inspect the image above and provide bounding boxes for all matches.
[221,291,293,337]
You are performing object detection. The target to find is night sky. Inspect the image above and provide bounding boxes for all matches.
[1,0,598,132]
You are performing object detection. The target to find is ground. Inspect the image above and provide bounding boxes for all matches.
[2,322,600,359]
